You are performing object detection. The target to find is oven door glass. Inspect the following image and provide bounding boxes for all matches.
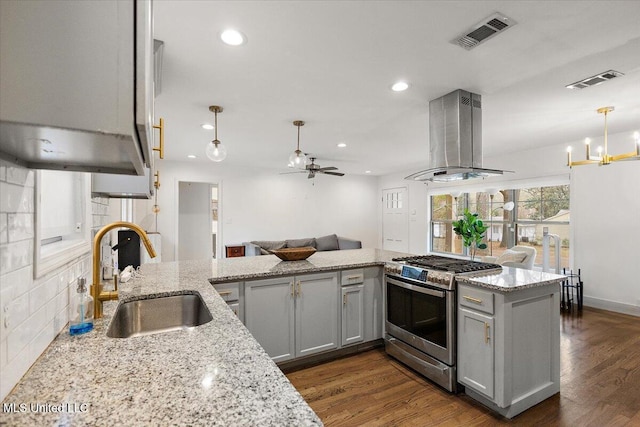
[387,277,448,349]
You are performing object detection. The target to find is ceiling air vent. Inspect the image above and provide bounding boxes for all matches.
[565,70,624,89]
[452,13,516,50]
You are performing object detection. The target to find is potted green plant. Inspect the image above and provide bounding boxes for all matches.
[453,209,488,261]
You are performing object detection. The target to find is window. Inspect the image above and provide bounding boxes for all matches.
[430,185,570,270]
[34,170,91,278]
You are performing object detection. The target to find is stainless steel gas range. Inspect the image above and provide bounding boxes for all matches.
[384,255,502,392]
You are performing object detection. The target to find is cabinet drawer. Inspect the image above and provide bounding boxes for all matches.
[214,282,240,302]
[341,269,364,286]
[459,285,494,315]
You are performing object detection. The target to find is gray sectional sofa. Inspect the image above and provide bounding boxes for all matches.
[243,234,362,256]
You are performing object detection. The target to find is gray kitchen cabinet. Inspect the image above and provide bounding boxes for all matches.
[0,0,155,175]
[340,266,383,345]
[213,282,243,323]
[245,277,295,363]
[341,284,364,346]
[362,266,383,341]
[245,272,338,363]
[458,307,495,399]
[295,273,339,357]
[457,283,560,418]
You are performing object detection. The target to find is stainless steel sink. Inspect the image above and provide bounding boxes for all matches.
[106,292,213,338]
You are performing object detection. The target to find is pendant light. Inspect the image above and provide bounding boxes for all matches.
[288,120,307,169]
[205,106,227,162]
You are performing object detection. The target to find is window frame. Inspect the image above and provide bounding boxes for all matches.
[33,171,92,279]
[429,185,570,268]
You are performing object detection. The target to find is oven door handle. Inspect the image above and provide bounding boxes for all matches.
[386,277,446,298]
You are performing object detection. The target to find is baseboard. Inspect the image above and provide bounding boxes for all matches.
[278,339,384,373]
[583,296,640,317]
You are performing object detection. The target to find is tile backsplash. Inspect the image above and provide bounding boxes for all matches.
[0,159,111,400]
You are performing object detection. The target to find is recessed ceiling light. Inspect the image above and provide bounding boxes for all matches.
[337,143,347,148]
[220,29,246,46]
[365,170,372,174]
[391,81,409,92]
[201,124,214,130]
[187,154,196,159]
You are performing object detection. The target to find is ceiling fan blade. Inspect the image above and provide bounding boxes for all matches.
[321,171,344,176]
[279,171,306,175]
[318,166,338,171]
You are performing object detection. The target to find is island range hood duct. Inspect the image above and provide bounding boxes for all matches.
[405,89,510,182]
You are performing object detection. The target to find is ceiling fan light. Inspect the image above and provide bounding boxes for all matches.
[288,150,307,169]
[206,140,227,162]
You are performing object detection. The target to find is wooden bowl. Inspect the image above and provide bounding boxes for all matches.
[270,246,316,261]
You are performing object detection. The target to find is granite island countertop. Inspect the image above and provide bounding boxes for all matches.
[205,248,412,284]
[457,266,566,292]
[0,248,410,426]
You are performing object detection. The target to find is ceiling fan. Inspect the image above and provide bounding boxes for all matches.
[282,121,344,178]
[305,157,345,179]
[283,157,345,179]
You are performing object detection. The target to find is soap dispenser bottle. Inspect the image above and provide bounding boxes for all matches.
[69,277,94,335]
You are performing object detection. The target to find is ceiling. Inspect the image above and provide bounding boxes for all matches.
[153,1,640,176]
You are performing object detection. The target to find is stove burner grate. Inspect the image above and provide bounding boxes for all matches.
[392,255,501,274]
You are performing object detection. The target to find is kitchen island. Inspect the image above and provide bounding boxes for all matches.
[456,267,565,418]
[0,248,406,426]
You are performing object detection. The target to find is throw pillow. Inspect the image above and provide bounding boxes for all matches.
[251,240,286,255]
[496,249,528,265]
[315,234,339,251]
[286,238,316,249]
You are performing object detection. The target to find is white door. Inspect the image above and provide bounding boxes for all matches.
[382,187,409,252]
[178,181,213,260]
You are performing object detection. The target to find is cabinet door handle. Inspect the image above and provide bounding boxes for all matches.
[296,281,302,297]
[232,308,238,316]
[290,282,294,297]
[343,294,347,305]
[484,322,490,344]
[463,295,483,304]
[218,291,232,297]
[346,275,361,280]
[153,117,165,159]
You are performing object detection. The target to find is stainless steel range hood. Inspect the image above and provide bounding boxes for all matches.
[405,89,510,182]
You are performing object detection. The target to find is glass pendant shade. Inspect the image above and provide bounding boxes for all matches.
[289,150,307,169]
[206,105,226,162]
[206,140,227,162]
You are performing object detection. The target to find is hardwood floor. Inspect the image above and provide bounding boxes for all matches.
[286,307,640,426]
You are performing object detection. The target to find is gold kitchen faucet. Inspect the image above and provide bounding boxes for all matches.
[91,222,156,319]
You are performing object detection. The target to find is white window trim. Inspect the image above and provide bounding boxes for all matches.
[33,171,92,278]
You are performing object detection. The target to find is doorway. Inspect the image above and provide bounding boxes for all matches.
[178,181,220,260]
[382,187,409,252]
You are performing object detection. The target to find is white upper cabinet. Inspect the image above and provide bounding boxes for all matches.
[0,0,154,175]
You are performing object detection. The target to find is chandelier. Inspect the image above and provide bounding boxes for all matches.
[566,107,639,167]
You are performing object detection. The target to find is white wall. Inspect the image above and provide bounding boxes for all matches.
[151,161,379,262]
[571,161,640,316]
